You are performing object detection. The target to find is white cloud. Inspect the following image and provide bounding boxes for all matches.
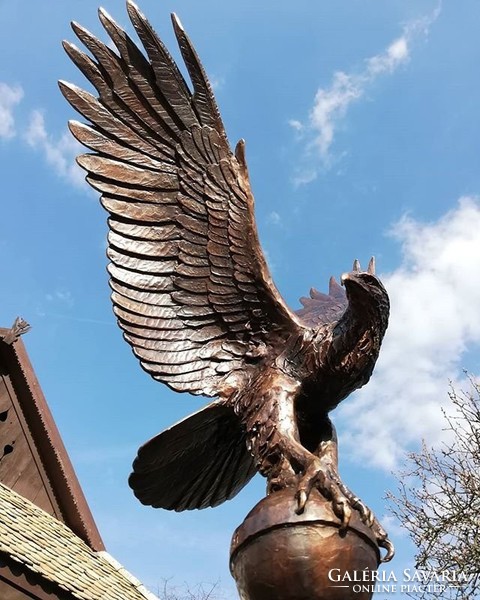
[288,119,304,133]
[267,211,282,226]
[291,4,441,183]
[0,89,86,189]
[366,37,409,77]
[209,74,225,92]
[309,71,363,163]
[339,197,480,470]
[379,513,409,539]
[24,110,85,187]
[45,289,74,307]
[0,82,24,139]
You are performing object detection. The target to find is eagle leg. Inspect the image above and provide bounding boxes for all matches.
[295,418,351,522]
[249,372,394,561]
[251,373,330,498]
[295,452,353,528]
[294,421,395,562]
[266,456,297,494]
[253,377,354,525]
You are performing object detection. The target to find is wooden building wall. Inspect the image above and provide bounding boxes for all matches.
[0,369,60,516]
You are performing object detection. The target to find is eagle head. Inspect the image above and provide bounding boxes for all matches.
[329,259,390,375]
[340,258,389,328]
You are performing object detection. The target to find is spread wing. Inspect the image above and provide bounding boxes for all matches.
[296,276,347,328]
[61,2,305,398]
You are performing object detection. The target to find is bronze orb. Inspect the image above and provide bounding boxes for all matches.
[230,489,380,600]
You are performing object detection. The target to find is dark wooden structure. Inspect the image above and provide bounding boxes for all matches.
[0,322,158,600]
[0,324,104,547]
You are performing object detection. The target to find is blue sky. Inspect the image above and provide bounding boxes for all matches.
[1,0,480,597]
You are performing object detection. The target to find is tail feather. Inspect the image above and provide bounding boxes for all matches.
[128,402,256,510]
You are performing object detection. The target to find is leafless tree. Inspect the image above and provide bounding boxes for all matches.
[388,377,480,600]
[153,579,228,600]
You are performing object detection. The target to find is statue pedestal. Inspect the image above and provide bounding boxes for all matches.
[230,489,379,600]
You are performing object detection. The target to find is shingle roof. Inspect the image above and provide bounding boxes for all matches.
[0,482,158,600]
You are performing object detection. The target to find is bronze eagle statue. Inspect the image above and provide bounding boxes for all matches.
[61,1,393,561]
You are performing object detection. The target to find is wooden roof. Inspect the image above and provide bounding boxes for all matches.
[0,322,104,551]
[0,482,158,600]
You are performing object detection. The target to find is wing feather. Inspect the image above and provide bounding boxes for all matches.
[129,403,256,510]
[60,81,164,160]
[62,2,305,398]
[296,277,348,328]
[69,121,170,170]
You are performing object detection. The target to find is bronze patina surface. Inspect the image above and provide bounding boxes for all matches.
[61,0,394,566]
[230,488,379,600]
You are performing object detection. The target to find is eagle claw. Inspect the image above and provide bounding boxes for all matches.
[295,489,308,514]
[291,459,394,561]
[379,538,395,563]
[333,498,351,531]
[351,496,374,527]
[295,460,353,529]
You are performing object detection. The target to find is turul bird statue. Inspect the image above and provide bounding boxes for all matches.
[61,1,394,561]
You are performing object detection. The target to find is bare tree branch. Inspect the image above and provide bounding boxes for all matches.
[153,579,226,600]
[388,376,480,600]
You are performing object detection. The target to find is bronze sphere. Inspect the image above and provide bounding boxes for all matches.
[230,489,380,600]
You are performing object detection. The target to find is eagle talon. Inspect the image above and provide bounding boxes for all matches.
[367,512,374,528]
[334,499,351,531]
[351,496,374,527]
[295,489,308,514]
[379,538,395,563]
